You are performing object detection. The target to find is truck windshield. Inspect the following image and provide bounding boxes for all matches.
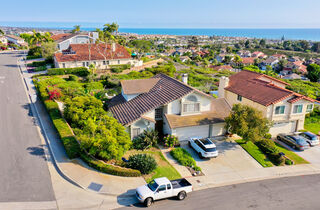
[147,180,159,191]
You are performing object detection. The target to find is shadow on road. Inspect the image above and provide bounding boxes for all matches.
[4,64,19,68]
[27,145,47,161]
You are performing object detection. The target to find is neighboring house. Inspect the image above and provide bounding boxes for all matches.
[0,36,8,45]
[288,56,303,62]
[252,51,266,59]
[215,53,234,63]
[260,57,279,70]
[282,73,302,80]
[52,32,98,51]
[210,65,234,71]
[237,57,255,66]
[5,34,27,46]
[282,61,307,75]
[271,54,287,60]
[109,74,231,141]
[237,50,251,58]
[180,56,191,62]
[54,43,141,69]
[218,70,316,136]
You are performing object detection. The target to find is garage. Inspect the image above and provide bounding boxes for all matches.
[210,123,226,137]
[269,121,297,136]
[174,125,210,141]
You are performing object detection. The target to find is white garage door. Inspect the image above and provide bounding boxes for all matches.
[210,123,226,137]
[175,125,209,141]
[270,121,297,136]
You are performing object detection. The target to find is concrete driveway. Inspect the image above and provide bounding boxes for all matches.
[179,138,262,188]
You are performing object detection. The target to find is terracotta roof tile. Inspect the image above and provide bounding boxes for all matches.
[121,78,160,94]
[54,43,131,62]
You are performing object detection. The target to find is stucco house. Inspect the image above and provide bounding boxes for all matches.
[52,32,98,51]
[218,70,316,136]
[0,36,8,45]
[5,34,27,47]
[109,74,231,141]
[53,43,141,69]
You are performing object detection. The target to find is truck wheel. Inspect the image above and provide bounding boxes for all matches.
[188,141,191,147]
[178,191,186,200]
[199,152,203,159]
[144,197,153,207]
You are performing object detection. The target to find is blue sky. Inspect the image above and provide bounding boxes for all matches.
[0,0,319,28]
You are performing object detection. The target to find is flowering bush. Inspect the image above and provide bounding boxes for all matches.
[164,135,179,148]
[48,88,62,100]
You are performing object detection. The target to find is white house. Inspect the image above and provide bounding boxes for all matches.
[53,43,141,69]
[5,34,27,46]
[109,74,231,141]
[52,32,98,51]
[0,36,8,45]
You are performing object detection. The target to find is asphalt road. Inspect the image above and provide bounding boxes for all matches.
[0,51,55,202]
[119,174,320,210]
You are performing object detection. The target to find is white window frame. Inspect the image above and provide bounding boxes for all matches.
[306,104,313,113]
[292,104,303,114]
[132,128,141,138]
[275,105,285,115]
[182,103,200,113]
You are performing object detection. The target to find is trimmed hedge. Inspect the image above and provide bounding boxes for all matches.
[80,152,141,177]
[110,64,131,73]
[256,139,285,166]
[34,66,47,72]
[27,61,47,67]
[43,99,81,159]
[170,148,201,171]
[26,55,42,60]
[48,67,90,77]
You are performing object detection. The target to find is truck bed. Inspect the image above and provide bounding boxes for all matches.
[171,178,192,189]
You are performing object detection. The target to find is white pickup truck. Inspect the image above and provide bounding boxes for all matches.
[136,177,193,207]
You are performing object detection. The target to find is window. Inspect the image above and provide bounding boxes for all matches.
[183,103,200,113]
[103,60,106,65]
[86,62,89,67]
[132,128,140,138]
[62,63,65,68]
[107,61,110,65]
[306,104,313,113]
[275,106,285,115]
[155,107,163,120]
[118,60,120,64]
[82,62,86,67]
[158,185,166,192]
[237,95,242,102]
[293,104,303,114]
[167,184,171,190]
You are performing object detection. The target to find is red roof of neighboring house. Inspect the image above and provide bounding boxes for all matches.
[225,70,315,106]
[54,43,131,63]
[51,33,71,41]
[241,57,255,64]
[211,65,233,71]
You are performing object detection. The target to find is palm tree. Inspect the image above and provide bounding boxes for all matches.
[72,25,81,33]
[30,30,43,45]
[0,28,4,35]
[103,22,119,34]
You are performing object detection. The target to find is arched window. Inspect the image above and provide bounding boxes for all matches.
[183,95,200,113]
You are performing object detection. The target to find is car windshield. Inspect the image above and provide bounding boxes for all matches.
[147,180,159,191]
[296,139,307,145]
[311,136,318,140]
[205,147,217,152]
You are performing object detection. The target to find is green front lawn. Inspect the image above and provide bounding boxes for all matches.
[235,139,273,167]
[124,148,182,183]
[304,116,320,135]
[275,142,309,165]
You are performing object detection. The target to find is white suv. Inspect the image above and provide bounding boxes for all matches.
[189,137,218,159]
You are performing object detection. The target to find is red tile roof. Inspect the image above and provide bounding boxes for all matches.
[210,65,233,71]
[225,70,315,106]
[51,33,72,41]
[241,57,255,64]
[54,43,131,63]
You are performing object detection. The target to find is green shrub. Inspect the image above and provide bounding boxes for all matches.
[285,158,293,165]
[170,148,199,169]
[269,152,285,166]
[126,154,157,174]
[111,67,123,73]
[164,135,179,148]
[48,67,90,76]
[61,136,81,159]
[256,139,279,155]
[28,46,42,57]
[26,55,42,60]
[34,66,47,72]
[68,75,79,81]
[27,61,47,67]
[132,129,159,150]
[193,166,202,172]
[80,152,141,177]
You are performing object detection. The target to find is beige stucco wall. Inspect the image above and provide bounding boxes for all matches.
[55,58,134,69]
[129,118,155,140]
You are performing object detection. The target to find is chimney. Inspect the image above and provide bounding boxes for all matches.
[218,76,229,98]
[112,43,116,52]
[182,74,188,84]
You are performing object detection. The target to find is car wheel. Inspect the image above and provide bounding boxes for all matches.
[144,197,153,207]
[177,191,186,200]
[277,136,281,141]
[292,145,296,150]
[308,142,312,147]
[199,152,203,159]
[188,141,191,147]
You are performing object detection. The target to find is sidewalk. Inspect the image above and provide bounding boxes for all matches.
[18,58,146,197]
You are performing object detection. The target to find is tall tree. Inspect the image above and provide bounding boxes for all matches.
[103,22,119,33]
[307,64,320,82]
[72,25,81,33]
[0,28,4,35]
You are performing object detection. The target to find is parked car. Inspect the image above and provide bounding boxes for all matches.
[136,177,192,207]
[298,132,319,146]
[189,137,218,158]
[276,134,310,151]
